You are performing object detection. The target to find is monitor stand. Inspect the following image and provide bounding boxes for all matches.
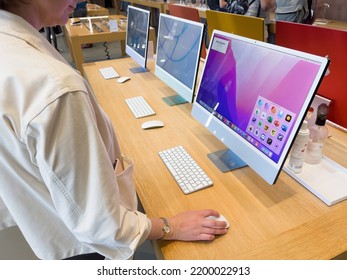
[162,95,187,106]
[129,67,149,74]
[207,149,247,173]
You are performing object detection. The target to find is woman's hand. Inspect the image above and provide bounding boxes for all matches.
[165,209,229,241]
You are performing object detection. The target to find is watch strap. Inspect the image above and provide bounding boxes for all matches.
[159,217,170,240]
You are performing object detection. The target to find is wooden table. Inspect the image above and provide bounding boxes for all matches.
[114,0,167,15]
[313,18,347,31]
[130,0,166,13]
[113,0,121,15]
[120,0,167,27]
[87,3,110,16]
[82,57,347,260]
[64,15,156,73]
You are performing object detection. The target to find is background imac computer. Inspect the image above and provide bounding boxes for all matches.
[191,30,329,185]
[167,3,207,59]
[155,14,204,105]
[125,6,150,73]
[276,21,347,129]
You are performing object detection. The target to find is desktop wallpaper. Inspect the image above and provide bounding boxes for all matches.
[196,33,322,162]
[126,8,149,58]
[156,16,203,90]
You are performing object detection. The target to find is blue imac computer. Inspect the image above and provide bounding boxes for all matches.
[192,30,329,185]
[125,6,151,73]
[155,14,204,105]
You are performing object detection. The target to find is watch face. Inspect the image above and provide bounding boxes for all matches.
[163,225,170,234]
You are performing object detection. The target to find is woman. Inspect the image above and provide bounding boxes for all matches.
[0,0,228,260]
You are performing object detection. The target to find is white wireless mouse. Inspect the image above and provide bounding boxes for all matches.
[117,76,131,83]
[141,120,164,130]
[206,214,230,228]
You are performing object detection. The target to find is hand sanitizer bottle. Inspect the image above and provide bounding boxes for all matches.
[305,104,329,164]
[289,120,310,173]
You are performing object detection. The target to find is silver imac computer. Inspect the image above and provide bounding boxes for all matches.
[125,6,150,73]
[155,14,204,106]
[191,30,329,185]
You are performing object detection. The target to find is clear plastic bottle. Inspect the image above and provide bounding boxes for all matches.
[289,120,310,173]
[305,104,330,164]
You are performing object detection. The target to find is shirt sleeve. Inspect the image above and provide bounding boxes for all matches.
[0,196,16,230]
[25,90,151,259]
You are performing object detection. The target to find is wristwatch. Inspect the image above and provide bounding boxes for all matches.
[159,217,170,240]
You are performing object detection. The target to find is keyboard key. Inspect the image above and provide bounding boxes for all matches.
[159,146,213,194]
[99,67,120,79]
[125,96,155,118]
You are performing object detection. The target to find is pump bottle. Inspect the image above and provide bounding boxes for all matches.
[305,104,329,164]
[289,120,310,173]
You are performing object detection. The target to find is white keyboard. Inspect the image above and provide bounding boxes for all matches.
[125,96,156,118]
[159,146,213,194]
[99,67,120,79]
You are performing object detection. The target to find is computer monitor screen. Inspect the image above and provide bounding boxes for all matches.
[126,6,150,73]
[192,30,329,185]
[276,20,347,129]
[168,3,207,59]
[155,14,204,105]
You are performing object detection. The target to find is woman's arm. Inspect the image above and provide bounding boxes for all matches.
[260,0,276,10]
[219,0,228,9]
[148,209,228,241]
